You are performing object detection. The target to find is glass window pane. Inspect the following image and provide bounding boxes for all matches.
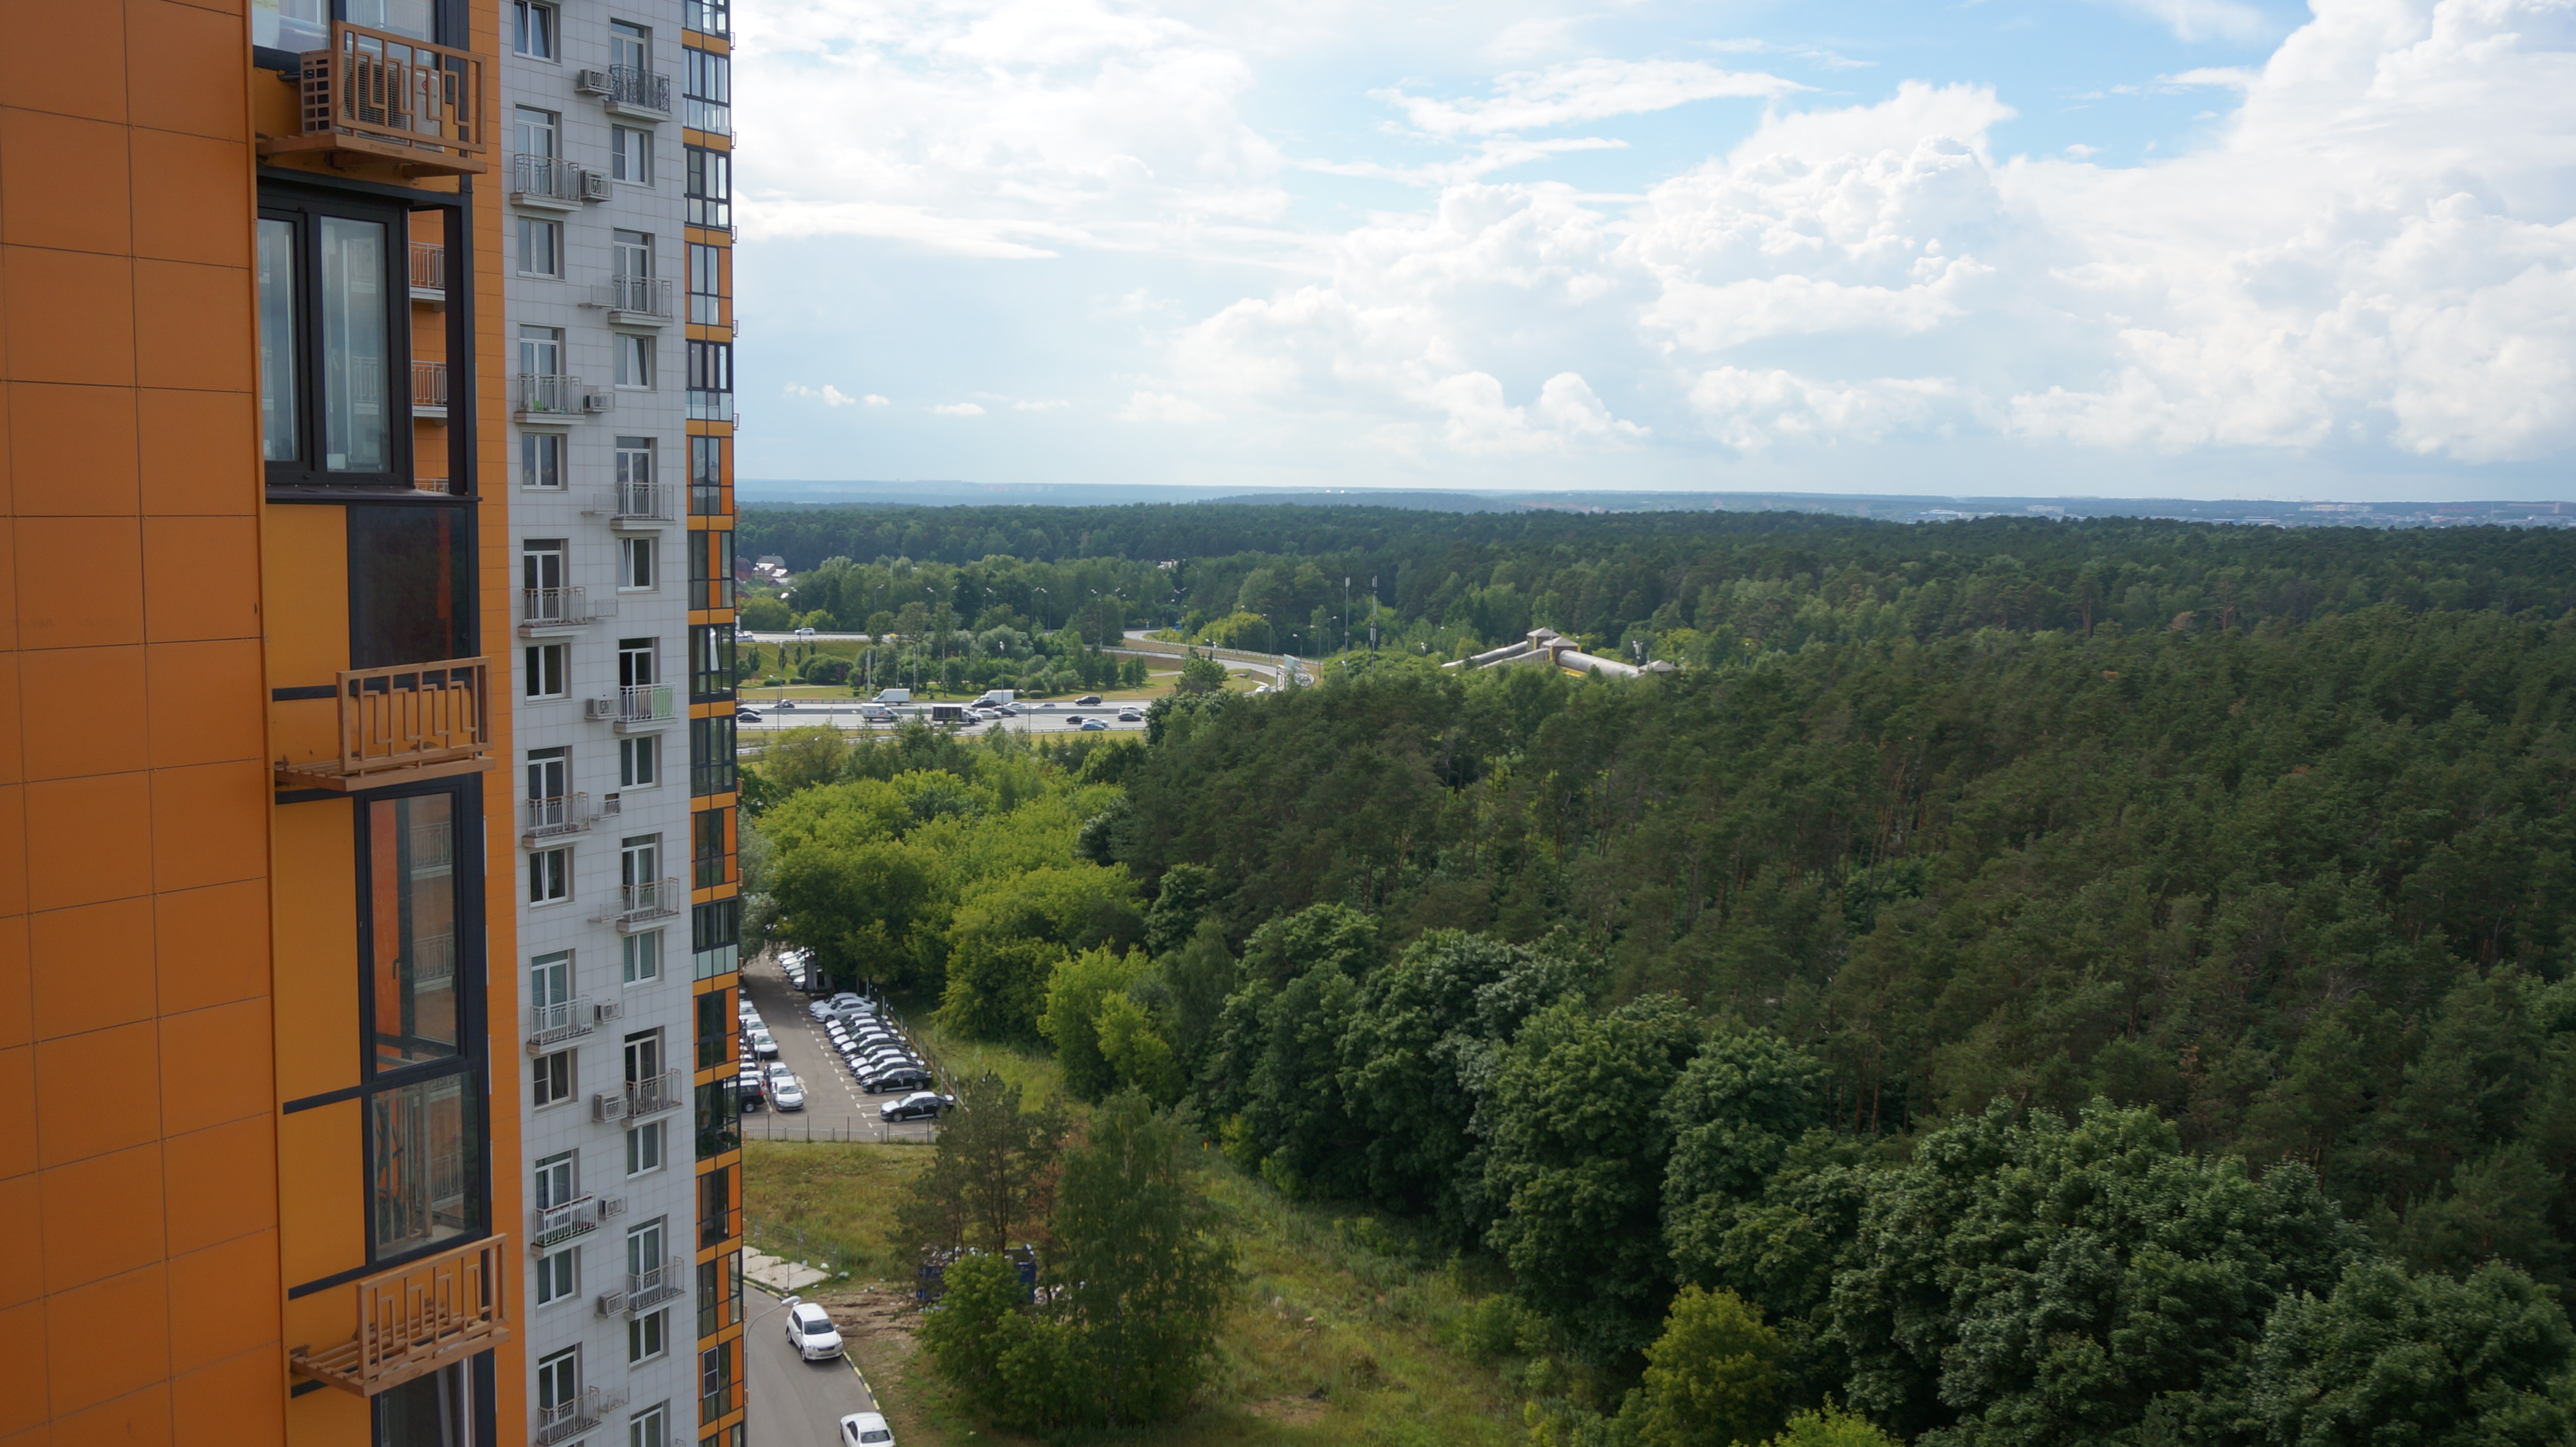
[371,1074,478,1255]
[370,793,460,1070]
[318,217,390,473]
[256,218,299,462]
[256,0,329,51]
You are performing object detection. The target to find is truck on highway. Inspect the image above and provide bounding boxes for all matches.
[874,688,911,704]
[974,689,1015,706]
[928,703,967,725]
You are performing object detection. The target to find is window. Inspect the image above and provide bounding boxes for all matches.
[693,807,731,888]
[613,126,653,184]
[347,506,472,669]
[522,537,566,606]
[257,189,415,487]
[688,529,734,611]
[369,795,459,1072]
[685,146,730,228]
[527,748,570,808]
[699,1341,735,1424]
[534,1150,576,1211]
[529,947,573,1016]
[686,340,731,420]
[689,624,735,702]
[624,1028,663,1086]
[625,1119,664,1176]
[689,434,727,515]
[513,1,558,58]
[616,335,656,388]
[370,1074,477,1256]
[686,0,730,38]
[530,846,570,904]
[621,735,659,789]
[255,0,328,50]
[692,899,739,983]
[525,642,568,700]
[518,216,562,277]
[519,323,564,379]
[536,1245,576,1305]
[690,716,737,796]
[521,430,564,489]
[694,1075,742,1156]
[630,1308,668,1364]
[619,640,659,689]
[686,243,724,325]
[625,931,663,985]
[619,537,656,592]
[695,992,731,1070]
[614,230,654,280]
[622,835,662,897]
[536,1348,581,1417]
[515,105,560,161]
[684,48,731,133]
[534,1048,574,1108]
[616,435,656,488]
[376,1362,474,1447]
[343,0,435,39]
[611,19,652,70]
[631,1402,669,1447]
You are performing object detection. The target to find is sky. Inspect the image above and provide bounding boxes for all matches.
[731,0,2576,500]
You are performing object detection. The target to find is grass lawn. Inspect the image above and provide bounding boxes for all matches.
[744,1039,1528,1446]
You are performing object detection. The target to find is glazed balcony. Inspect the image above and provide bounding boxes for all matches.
[686,0,731,37]
[274,658,491,793]
[261,23,488,178]
[288,1236,510,1396]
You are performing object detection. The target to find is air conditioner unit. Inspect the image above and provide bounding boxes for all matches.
[594,999,624,1023]
[575,68,613,95]
[598,794,624,818]
[592,1093,628,1122]
[584,697,617,720]
[594,1290,628,1317]
[579,168,611,202]
[599,1195,629,1219]
[579,390,616,414]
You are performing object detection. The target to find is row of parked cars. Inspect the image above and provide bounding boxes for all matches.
[809,992,957,1123]
[737,998,806,1110]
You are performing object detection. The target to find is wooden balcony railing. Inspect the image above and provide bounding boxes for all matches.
[277,658,491,792]
[289,1236,510,1396]
[264,23,488,177]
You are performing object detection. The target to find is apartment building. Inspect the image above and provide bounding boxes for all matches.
[8,0,520,1443]
[501,0,745,1444]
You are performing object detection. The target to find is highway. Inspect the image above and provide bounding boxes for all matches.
[735,699,1150,737]
[744,1284,878,1447]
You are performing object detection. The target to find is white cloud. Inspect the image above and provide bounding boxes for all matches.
[2103,0,2272,44]
[1118,391,1224,423]
[1429,372,1647,454]
[1689,369,1962,450]
[784,383,886,407]
[1377,59,1804,137]
[931,402,988,417]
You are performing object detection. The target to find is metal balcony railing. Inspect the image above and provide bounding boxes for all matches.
[626,1256,690,1313]
[535,1386,627,1446]
[628,1068,685,1117]
[529,1192,620,1248]
[410,242,445,297]
[620,878,685,927]
[592,66,671,115]
[411,360,447,414]
[520,587,604,631]
[515,373,607,416]
[527,992,594,1050]
[509,153,589,205]
[595,275,674,319]
[615,685,676,725]
[288,1236,509,1396]
[264,23,487,176]
[522,794,589,844]
[589,480,674,523]
[275,658,489,792]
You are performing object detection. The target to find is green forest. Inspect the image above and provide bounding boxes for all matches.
[744,505,2576,1445]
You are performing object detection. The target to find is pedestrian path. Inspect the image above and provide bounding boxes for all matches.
[744,1247,829,1293]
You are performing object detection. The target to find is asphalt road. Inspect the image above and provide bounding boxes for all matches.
[736,702,1150,738]
[739,953,940,1146]
[745,1285,877,1447]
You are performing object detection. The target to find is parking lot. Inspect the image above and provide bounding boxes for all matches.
[738,951,942,1144]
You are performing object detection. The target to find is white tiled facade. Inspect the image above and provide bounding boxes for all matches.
[504,1,739,1443]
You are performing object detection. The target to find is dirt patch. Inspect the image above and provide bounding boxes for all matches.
[1242,1393,1330,1427]
[814,1283,920,1348]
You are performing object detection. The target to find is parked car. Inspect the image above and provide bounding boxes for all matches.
[746,1027,778,1059]
[769,1068,806,1111]
[1079,720,1109,731]
[738,1071,767,1108]
[862,1066,935,1094]
[839,1413,894,1446]
[828,991,867,1009]
[879,1091,955,1122]
[807,1000,838,1021]
[786,1298,843,1360]
[1076,695,1103,706]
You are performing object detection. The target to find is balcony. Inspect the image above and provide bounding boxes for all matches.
[521,794,590,846]
[275,658,491,793]
[411,360,447,419]
[589,685,677,734]
[688,389,733,423]
[518,586,608,637]
[686,0,731,37]
[525,994,594,1051]
[536,1386,628,1447]
[515,373,610,423]
[579,65,672,121]
[508,153,596,210]
[261,23,488,178]
[592,275,674,327]
[585,480,674,528]
[594,1067,684,1122]
[618,1256,690,1316]
[684,95,731,135]
[529,1192,624,1249]
[607,878,684,931]
[288,1236,510,1396]
[410,242,446,303]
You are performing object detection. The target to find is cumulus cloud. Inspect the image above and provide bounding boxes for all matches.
[785,383,887,407]
[1690,369,1962,450]
[1377,59,1804,137]
[931,402,988,417]
[1430,372,1648,454]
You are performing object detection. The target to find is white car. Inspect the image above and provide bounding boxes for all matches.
[746,1027,778,1059]
[770,1075,806,1111]
[839,1412,894,1446]
[787,1299,843,1360]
